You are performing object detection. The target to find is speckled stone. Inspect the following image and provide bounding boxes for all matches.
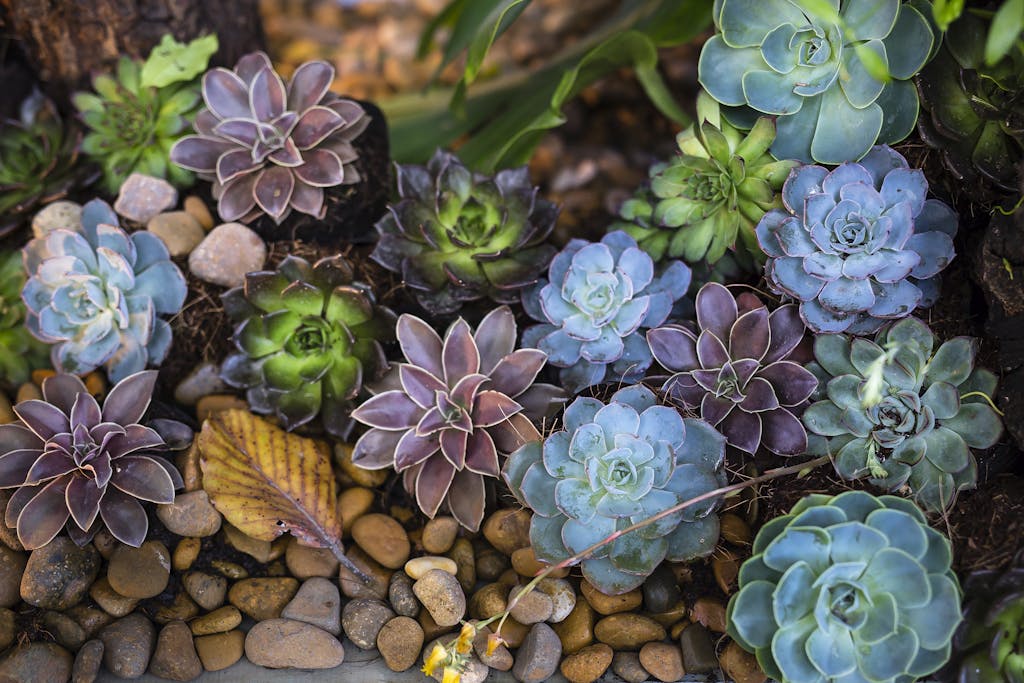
[99,613,156,679]
[511,622,562,683]
[188,222,266,287]
[281,577,343,636]
[245,618,345,669]
[114,173,177,224]
[20,537,100,610]
[0,642,72,683]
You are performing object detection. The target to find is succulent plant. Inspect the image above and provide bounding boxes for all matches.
[0,251,49,387]
[756,145,958,334]
[22,199,187,383]
[623,92,798,266]
[503,384,727,595]
[73,54,204,193]
[0,90,94,238]
[648,282,816,456]
[220,255,395,439]
[803,316,1003,512]
[171,51,370,225]
[940,549,1024,683]
[351,307,564,531]
[0,371,186,549]
[372,149,558,316]
[521,231,691,394]
[917,10,1024,194]
[699,0,935,164]
[727,490,962,683]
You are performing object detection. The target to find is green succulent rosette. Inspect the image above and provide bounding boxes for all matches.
[0,251,49,386]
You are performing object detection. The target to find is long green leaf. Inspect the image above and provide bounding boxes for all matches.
[985,0,1024,65]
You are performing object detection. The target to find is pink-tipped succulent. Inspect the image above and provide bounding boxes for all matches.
[350,307,564,531]
[0,371,185,549]
[170,51,369,225]
[647,283,817,456]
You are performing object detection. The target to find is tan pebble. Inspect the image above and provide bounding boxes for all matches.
[553,598,595,654]
[154,592,199,624]
[15,382,41,403]
[338,487,375,537]
[536,577,576,623]
[581,579,642,615]
[508,585,554,624]
[189,606,242,636]
[88,577,138,618]
[195,629,245,671]
[174,443,202,492]
[481,509,531,555]
[352,513,410,569]
[245,618,345,669]
[335,443,388,487]
[196,394,248,423]
[721,640,767,683]
[404,555,457,580]
[222,523,284,563]
[417,606,453,643]
[182,571,227,611]
[421,516,459,554]
[149,619,202,681]
[228,577,299,620]
[649,601,689,628]
[714,550,740,595]
[412,569,465,627]
[157,489,222,537]
[594,614,666,650]
[106,541,170,599]
[670,618,691,640]
[447,537,476,593]
[468,582,508,620]
[338,546,391,601]
[560,642,613,683]
[511,547,569,579]
[376,615,423,672]
[91,529,118,559]
[497,568,520,587]
[690,597,728,633]
[184,195,214,231]
[211,560,248,580]
[472,624,513,671]
[640,641,686,682]
[146,212,204,257]
[285,537,340,579]
[496,616,529,648]
[172,538,201,571]
[720,513,752,545]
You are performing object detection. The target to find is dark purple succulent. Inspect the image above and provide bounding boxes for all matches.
[647,282,816,455]
[0,371,185,549]
[170,51,369,225]
[350,306,564,531]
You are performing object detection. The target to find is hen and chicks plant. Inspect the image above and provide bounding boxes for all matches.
[521,231,690,394]
[0,371,185,549]
[220,254,395,438]
[803,316,1003,512]
[22,199,187,383]
[372,149,558,316]
[648,282,817,456]
[504,384,727,595]
[351,307,564,531]
[728,491,962,683]
[171,51,370,225]
[699,0,935,163]
[757,145,957,334]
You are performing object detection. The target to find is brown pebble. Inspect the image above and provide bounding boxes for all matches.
[352,514,411,569]
[417,606,454,643]
[42,610,86,651]
[473,624,513,671]
[581,579,642,615]
[66,605,113,638]
[691,596,728,633]
[194,630,245,671]
[99,613,155,679]
[335,442,389,487]
[0,546,25,608]
[508,585,554,624]
[553,598,595,654]
[72,639,103,683]
[184,195,214,231]
[469,582,508,620]
[474,545,509,581]
[245,618,345,669]
[182,571,227,611]
[107,541,170,599]
[175,444,202,492]
[154,592,200,625]
[511,546,569,579]
[376,615,424,672]
[172,538,201,572]
[338,545,391,600]
[714,549,740,594]
[149,620,202,681]
[338,487,375,537]
[88,577,138,618]
[447,537,476,593]
[223,524,285,563]
[612,651,650,683]
[228,577,299,620]
[413,568,466,627]
[0,642,72,683]
[196,394,249,423]
[497,617,529,648]
[189,606,242,636]
[640,641,686,682]
[594,614,666,650]
[721,639,768,683]
[481,508,531,555]
[560,642,613,683]
[210,559,248,580]
[285,537,340,579]
[421,516,459,554]
[720,512,752,545]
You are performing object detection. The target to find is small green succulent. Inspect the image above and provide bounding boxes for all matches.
[728,491,962,683]
[623,91,797,267]
[0,251,49,387]
[220,255,396,438]
[0,90,94,238]
[73,34,217,193]
[803,316,1003,512]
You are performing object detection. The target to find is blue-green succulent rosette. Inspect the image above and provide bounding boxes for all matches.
[521,231,690,394]
[698,0,936,164]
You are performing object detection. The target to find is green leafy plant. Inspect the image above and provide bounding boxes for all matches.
[728,490,962,683]
[383,0,713,171]
[73,34,218,193]
[0,251,49,387]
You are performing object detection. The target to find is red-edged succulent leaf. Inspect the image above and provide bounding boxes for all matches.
[16,477,71,549]
[102,371,157,426]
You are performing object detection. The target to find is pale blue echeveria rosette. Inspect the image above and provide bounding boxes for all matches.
[21,199,187,382]
[521,231,691,394]
[756,145,957,334]
[698,0,936,164]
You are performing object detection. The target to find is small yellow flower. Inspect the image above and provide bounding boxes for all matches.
[421,643,448,677]
[441,667,461,683]
[454,622,476,655]
[485,631,507,657]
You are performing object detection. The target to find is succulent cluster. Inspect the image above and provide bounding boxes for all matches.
[0,372,186,549]
[699,0,935,163]
[22,199,187,383]
[504,385,727,595]
[0,251,49,387]
[373,149,558,316]
[757,145,958,334]
[521,231,691,394]
[624,92,797,266]
[648,282,816,455]
[74,55,203,193]
[940,550,1024,683]
[0,90,93,238]
[728,491,962,683]
[171,52,370,225]
[351,308,563,531]
[221,255,395,438]
[917,10,1024,194]
[803,317,1003,512]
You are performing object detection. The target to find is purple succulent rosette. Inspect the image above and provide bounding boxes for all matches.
[648,283,817,455]
[756,145,957,334]
[0,372,186,549]
[171,51,369,225]
[521,231,691,394]
[350,307,564,531]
